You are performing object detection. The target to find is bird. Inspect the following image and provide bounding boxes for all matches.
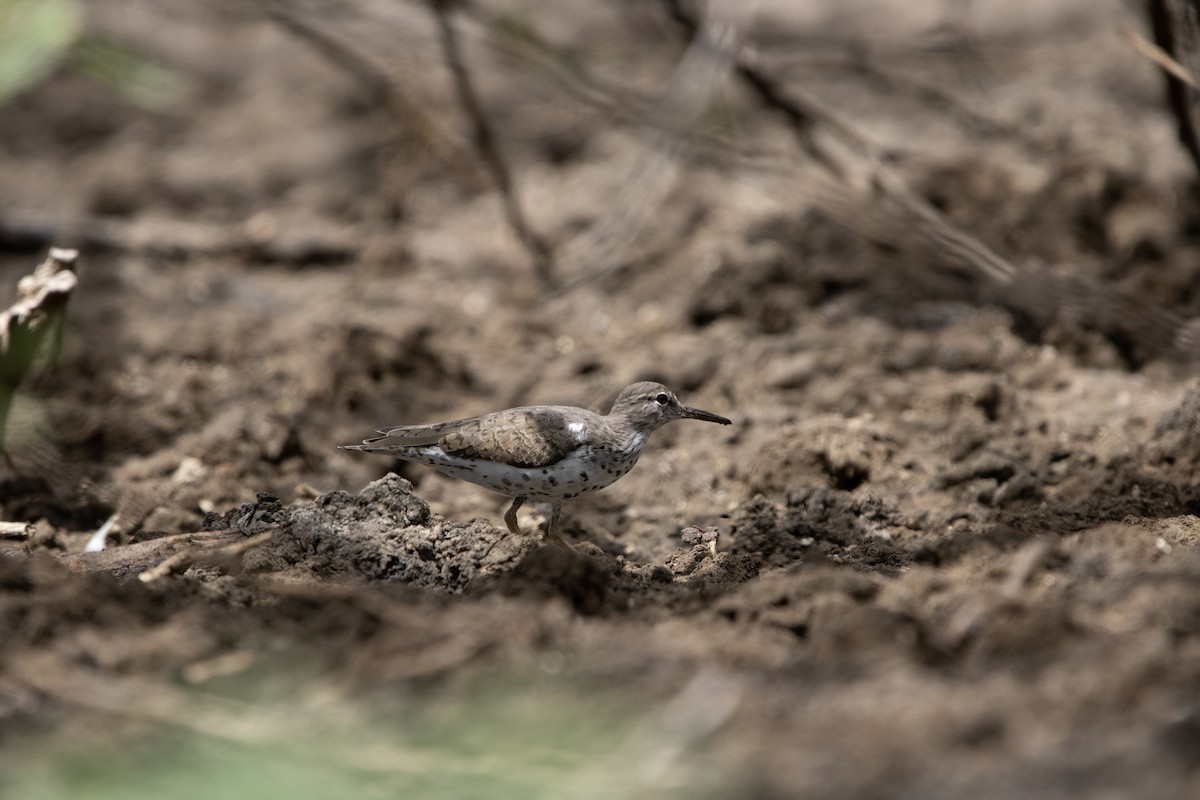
[340,381,732,550]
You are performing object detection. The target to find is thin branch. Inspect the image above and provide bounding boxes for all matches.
[1124,24,1200,91]
[775,48,1049,152]
[58,527,250,575]
[483,14,769,169]
[268,1,482,187]
[430,0,556,286]
[137,529,276,583]
[660,0,843,175]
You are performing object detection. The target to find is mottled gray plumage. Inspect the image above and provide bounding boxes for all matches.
[341,381,731,550]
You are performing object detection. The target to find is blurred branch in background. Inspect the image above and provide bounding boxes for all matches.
[656,0,1200,365]
[473,0,1200,363]
[429,0,557,286]
[268,0,484,190]
[268,0,556,285]
[1148,0,1200,175]
[484,10,764,168]
[550,0,748,291]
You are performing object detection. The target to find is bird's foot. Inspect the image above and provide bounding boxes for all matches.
[504,496,527,536]
[542,504,576,552]
[544,530,577,553]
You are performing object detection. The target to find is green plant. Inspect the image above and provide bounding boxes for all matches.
[0,0,179,109]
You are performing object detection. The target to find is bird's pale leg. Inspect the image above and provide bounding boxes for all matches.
[504,496,527,536]
[543,503,575,552]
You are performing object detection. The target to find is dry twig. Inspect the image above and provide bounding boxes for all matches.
[1125,25,1200,91]
[136,529,276,583]
[57,527,271,577]
[0,521,33,538]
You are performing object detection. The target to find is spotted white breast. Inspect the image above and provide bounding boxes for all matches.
[400,429,649,500]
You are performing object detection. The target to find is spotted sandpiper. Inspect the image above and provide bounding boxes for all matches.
[341,381,732,550]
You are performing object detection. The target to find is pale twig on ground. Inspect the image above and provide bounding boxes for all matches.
[56,527,271,577]
[0,521,33,538]
[137,529,276,583]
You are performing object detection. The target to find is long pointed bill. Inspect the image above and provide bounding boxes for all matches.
[682,405,732,425]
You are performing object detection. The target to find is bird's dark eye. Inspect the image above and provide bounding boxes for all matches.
[655,392,670,405]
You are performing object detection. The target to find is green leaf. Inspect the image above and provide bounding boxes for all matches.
[0,0,84,103]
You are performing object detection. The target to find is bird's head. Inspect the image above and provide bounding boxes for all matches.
[609,381,732,432]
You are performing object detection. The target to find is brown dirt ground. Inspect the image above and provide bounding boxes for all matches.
[4,1,1200,797]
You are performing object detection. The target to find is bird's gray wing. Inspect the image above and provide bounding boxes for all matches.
[354,408,582,468]
[438,408,582,468]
